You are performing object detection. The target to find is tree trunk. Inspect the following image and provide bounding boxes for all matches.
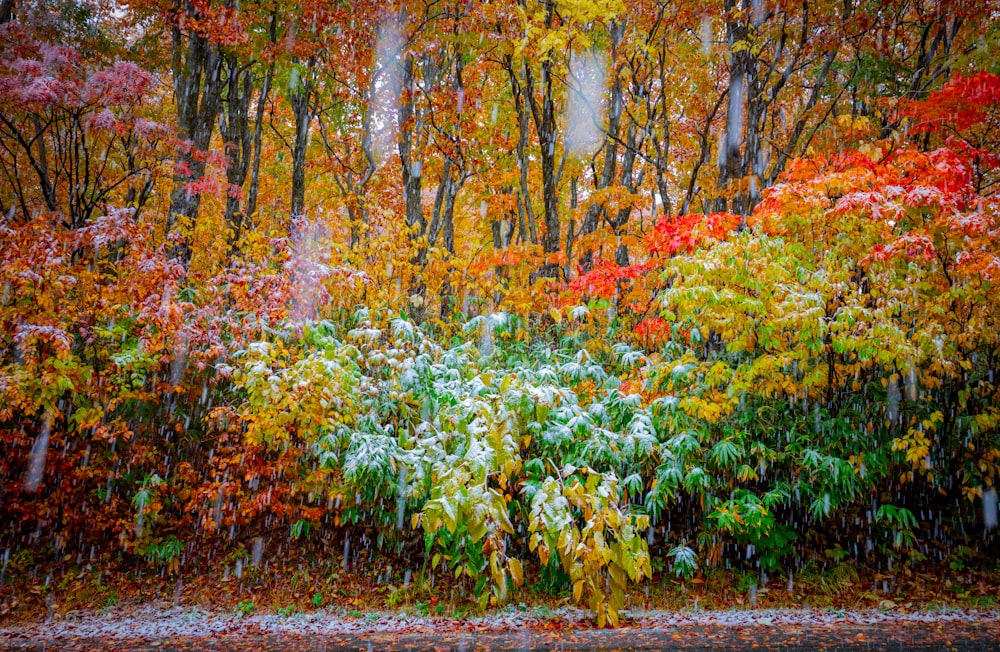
[243,12,276,238]
[509,61,537,245]
[398,55,426,241]
[525,55,560,279]
[167,6,225,264]
[715,0,752,216]
[221,59,253,248]
[289,62,314,221]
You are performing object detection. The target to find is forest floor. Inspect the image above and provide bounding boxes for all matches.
[3,604,1000,650]
[3,560,1000,650]
[4,550,1000,619]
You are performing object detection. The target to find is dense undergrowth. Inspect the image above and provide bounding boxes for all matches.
[2,6,1000,627]
[4,213,1000,624]
[5,140,1000,621]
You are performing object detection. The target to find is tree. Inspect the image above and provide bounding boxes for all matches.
[163,0,230,264]
[0,24,161,228]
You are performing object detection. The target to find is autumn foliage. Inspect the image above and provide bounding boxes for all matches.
[1,0,1000,625]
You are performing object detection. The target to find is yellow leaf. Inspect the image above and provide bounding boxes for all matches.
[607,605,620,628]
[508,558,523,586]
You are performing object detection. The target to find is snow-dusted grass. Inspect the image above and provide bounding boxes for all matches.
[4,604,1000,642]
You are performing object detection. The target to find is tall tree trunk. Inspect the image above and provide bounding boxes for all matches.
[716,0,753,216]
[221,59,252,248]
[167,4,225,264]
[244,64,272,231]
[242,12,276,240]
[398,52,428,322]
[399,49,467,319]
[398,55,426,242]
[506,57,537,245]
[525,56,560,278]
[289,61,314,221]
